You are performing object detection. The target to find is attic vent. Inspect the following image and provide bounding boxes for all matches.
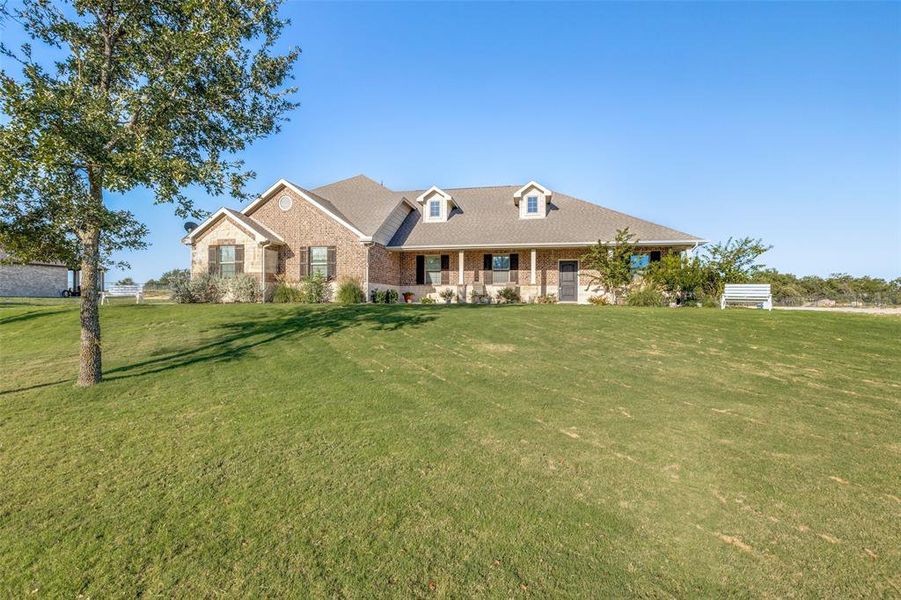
[278,195,293,211]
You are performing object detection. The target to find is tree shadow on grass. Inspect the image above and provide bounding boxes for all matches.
[103,304,438,382]
[0,308,67,326]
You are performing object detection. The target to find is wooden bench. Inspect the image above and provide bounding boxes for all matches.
[720,283,772,311]
[101,284,144,305]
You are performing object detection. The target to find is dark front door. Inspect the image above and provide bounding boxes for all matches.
[559,261,578,302]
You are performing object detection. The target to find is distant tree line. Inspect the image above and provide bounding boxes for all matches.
[583,230,900,306]
[751,270,901,306]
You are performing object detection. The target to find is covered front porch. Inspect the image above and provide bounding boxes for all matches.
[388,246,685,303]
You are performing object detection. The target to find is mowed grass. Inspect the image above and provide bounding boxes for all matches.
[0,300,899,597]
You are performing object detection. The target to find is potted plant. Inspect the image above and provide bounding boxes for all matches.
[402,291,414,304]
[439,288,455,304]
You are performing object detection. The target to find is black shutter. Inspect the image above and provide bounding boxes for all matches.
[650,250,662,262]
[327,246,337,280]
[297,247,309,278]
[415,255,425,285]
[483,253,493,285]
[234,245,244,275]
[208,246,219,275]
[440,254,450,285]
[510,253,519,283]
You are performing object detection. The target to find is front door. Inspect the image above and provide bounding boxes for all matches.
[559,261,578,302]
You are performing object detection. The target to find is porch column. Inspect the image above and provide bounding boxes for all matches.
[530,249,537,285]
[458,250,464,285]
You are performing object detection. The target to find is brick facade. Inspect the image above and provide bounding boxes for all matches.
[187,184,689,303]
[249,185,368,283]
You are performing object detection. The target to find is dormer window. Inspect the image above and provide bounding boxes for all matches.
[416,186,455,223]
[514,181,552,220]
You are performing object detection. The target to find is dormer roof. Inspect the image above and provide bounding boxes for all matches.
[513,181,552,205]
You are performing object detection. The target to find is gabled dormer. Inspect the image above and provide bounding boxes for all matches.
[514,181,552,219]
[416,186,456,223]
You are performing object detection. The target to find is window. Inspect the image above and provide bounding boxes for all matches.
[310,246,329,277]
[630,254,651,271]
[219,245,237,278]
[429,200,441,219]
[527,196,539,214]
[425,255,441,284]
[492,254,510,284]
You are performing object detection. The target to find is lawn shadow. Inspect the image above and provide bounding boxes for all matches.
[0,308,67,326]
[104,304,437,382]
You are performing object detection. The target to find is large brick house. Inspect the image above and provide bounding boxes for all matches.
[182,175,703,303]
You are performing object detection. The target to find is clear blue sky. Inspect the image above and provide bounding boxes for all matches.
[5,2,901,281]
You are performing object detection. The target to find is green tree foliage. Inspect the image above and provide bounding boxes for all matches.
[0,0,298,384]
[115,277,134,285]
[703,237,772,294]
[646,253,709,305]
[581,228,637,303]
[753,270,901,305]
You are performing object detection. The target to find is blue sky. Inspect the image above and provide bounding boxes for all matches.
[4,2,900,280]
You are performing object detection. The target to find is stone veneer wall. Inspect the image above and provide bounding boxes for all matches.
[190,217,261,278]
[0,264,68,297]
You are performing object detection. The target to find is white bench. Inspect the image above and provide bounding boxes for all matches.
[101,284,144,305]
[720,283,772,311]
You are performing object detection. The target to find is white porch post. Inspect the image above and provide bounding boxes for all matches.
[458,250,464,285]
[530,249,537,285]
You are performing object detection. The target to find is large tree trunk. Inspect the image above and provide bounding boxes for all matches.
[77,225,102,386]
[77,173,104,386]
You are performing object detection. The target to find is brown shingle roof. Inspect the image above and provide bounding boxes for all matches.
[385,185,702,248]
[309,175,410,237]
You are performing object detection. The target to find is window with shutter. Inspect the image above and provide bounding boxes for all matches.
[234,246,244,275]
[326,247,337,280]
[483,254,493,285]
[492,254,510,284]
[440,254,450,285]
[425,255,441,285]
[415,255,425,285]
[297,247,309,278]
[310,246,328,277]
[208,246,219,275]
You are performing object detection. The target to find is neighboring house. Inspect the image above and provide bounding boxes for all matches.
[0,247,68,298]
[182,175,704,303]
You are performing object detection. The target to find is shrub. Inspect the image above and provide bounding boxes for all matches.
[626,287,665,307]
[272,281,302,303]
[439,288,455,304]
[336,278,365,305]
[190,273,224,303]
[299,272,331,303]
[224,274,261,303]
[646,254,708,305]
[496,287,521,304]
[385,289,399,304]
[588,294,608,306]
[170,274,196,303]
[469,289,487,304]
[420,296,435,304]
[536,294,557,304]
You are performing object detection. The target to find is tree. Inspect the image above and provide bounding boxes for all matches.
[116,276,134,285]
[581,228,637,304]
[703,237,771,293]
[0,0,299,385]
[157,268,191,287]
[646,253,708,305]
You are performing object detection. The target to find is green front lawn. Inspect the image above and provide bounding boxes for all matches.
[1,301,898,596]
